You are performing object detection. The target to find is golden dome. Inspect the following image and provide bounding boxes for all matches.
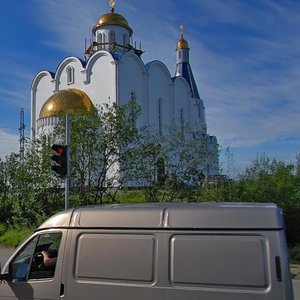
[39,89,93,118]
[177,36,189,49]
[93,11,132,34]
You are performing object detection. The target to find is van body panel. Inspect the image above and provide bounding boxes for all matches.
[63,229,289,299]
[37,203,284,230]
[0,203,294,299]
[76,233,156,282]
[170,234,268,287]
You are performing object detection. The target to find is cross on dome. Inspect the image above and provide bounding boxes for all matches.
[180,25,184,37]
[177,25,189,49]
[109,0,116,12]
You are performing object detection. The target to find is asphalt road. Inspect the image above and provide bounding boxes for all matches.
[0,247,299,298]
[0,247,15,266]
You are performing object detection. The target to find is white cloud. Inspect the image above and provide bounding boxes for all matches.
[0,130,19,159]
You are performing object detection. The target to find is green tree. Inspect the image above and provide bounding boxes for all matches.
[130,123,207,202]
[3,136,64,227]
[238,155,298,208]
[54,98,141,205]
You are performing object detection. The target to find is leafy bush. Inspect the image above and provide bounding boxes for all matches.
[0,223,6,236]
[290,245,300,263]
[0,228,33,248]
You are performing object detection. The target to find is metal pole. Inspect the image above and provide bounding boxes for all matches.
[65,114,70,209]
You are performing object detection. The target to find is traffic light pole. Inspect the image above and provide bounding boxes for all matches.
[65,114,70,210]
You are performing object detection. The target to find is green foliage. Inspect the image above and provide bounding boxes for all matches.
[290,245,300,263]
[129,123,207,202]
[0,223,6,236]
[54,97,142,205]
[115,190,145,204]
[0,228,33,248]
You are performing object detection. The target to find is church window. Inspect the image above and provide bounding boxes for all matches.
[109,31,116,43]
[179,51,182,59]
[180,108,184,135]
[158,98,163,135]
[66,66,75,84]
[97,33,103,49]
[97,33,102,43]
[123,34,126,45]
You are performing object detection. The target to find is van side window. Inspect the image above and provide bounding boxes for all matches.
[10,232,62,281]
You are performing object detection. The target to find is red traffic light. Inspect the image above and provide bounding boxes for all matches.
[51,144,68,178]
[52,144,66,155]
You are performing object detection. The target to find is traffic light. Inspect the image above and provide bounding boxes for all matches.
[51,144,67,178]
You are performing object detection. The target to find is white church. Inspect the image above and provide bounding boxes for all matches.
[30,1,219,177]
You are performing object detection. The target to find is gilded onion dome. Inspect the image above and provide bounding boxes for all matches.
[92,1,132,35]
[177,36,189,49]
[177,25,189,49]
[39,89,93,118]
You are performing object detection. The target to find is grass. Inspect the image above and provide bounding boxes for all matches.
[116,189,147,203]
[0,227,33,248]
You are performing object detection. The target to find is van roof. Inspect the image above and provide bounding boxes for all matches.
[38,203,284,230]
[37,203,284,230]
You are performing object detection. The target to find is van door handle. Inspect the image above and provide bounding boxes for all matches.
[275,256,282,282]
[60,283,65,296]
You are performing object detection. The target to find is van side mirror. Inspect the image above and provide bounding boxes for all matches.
[0,262,12,282]
[0,272,12,282]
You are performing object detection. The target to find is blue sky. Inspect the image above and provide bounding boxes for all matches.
[0,0,300,175]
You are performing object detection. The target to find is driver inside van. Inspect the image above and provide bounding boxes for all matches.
[41,249,57,268]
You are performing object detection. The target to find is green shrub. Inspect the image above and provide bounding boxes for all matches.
[0,223,6,236]
[0,228,33,248]
[290,244,300,263]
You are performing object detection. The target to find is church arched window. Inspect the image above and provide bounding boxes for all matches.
[109,31,116,43]
[66,66,75,84]
[97,33,103,49]
[180,108,184,135]
[158,98,163,135]
[97,33,102,43]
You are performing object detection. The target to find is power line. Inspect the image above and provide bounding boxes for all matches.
[19,108,26,162]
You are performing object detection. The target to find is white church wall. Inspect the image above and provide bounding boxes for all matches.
[118,52,147,128]
[54,57,86,91]
[197,98,207,134]
[147,60,173,133]
[31,71,55,138]
[95,25,131,49]
[85,51,116,107]
[173,76,191,128]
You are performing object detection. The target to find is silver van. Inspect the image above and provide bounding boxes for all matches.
[0,203,294,299]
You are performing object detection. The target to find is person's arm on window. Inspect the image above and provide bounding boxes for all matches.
[42,251,57,268]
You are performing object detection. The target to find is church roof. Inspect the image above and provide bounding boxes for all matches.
[175,62,200,99]
[92,4,132,35]
[39,89,93,118]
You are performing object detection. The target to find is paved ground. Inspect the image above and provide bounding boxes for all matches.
[0,246,15,266]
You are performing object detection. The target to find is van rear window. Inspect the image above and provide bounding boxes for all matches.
[75,234,155,283]
[170,234,268,288]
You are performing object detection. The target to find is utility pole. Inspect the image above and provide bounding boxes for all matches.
[65,114,70,210]
[19,108,25,162]
[50,114,71,209]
